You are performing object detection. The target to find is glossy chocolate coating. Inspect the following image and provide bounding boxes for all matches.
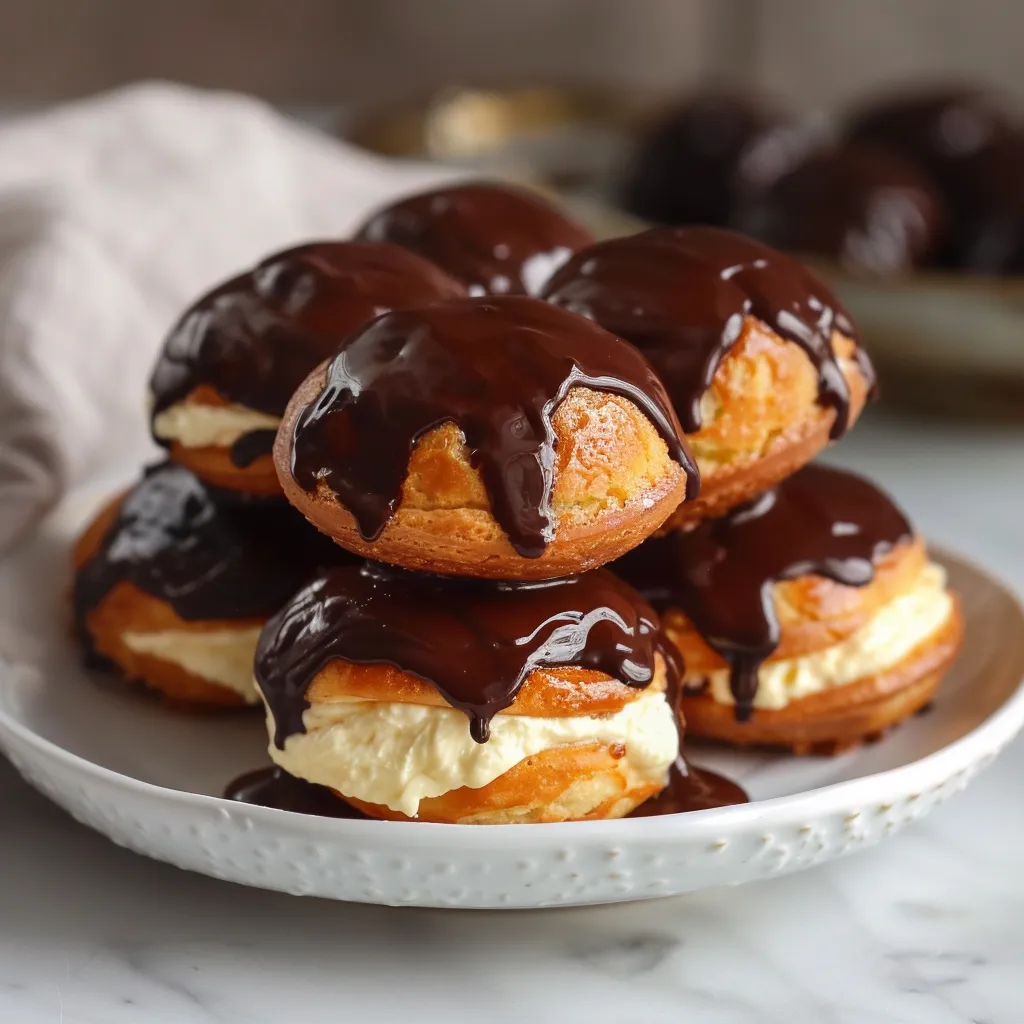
[949,132,1024,274]
[612,464,913,719]
[846,86,1015,190]
[354,182,593,296]
[255,563,672,746]
[734,144,948,272]
[542,226,870,436]
[224,767,366,818]
[74,462,349,659]
[630,758,747,815]
[621,92,812,226]
[149,241,466,459]
[356,182,593,296]
[289,294,695,559]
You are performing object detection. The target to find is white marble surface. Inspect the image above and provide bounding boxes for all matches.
[2,410,1023,1024]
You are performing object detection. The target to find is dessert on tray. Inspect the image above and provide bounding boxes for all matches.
[70,178,962,820]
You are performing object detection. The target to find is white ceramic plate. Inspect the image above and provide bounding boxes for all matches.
[1,484,1022,909]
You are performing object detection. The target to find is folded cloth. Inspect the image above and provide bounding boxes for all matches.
[0,81,456,550]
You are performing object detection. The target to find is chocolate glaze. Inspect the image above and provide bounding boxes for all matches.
[224,767,366,818]
[846,86,1015,191]
[289,295,695,558]
[149,240,466,437]
[354,182,593,296]
[612,464,913,719]
[949,132,1024,274]
[255,563,672,746]
[543,226,871,436]
[74,462,349,658]
[734,144,948,273]
[621,92,815,227]
[630,758,747,815]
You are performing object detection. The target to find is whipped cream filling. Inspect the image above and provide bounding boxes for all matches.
[122,627,264,702]
[701,562,954,711]
[152,401,281,449]
[266,689,679,817]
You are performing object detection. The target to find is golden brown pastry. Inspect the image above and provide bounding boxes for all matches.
[253,564,682,824]
[275,295,697,579]
[149,241,465,496]
[73,463,347,708]
[542,226,875,526]
[613,464,962,753]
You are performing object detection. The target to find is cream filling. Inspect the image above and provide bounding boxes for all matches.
[266,689,679,817]
[702,562,953,711]
[152,401,281,449]
[122,627,263,703]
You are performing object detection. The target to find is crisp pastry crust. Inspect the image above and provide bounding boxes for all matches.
[666,323,870,528]
[681,601,963,753]
[79,579,261,707]
[161,387,281,496]
[305,659,666,718]
[343,742,664,824]
[275,376,690,578]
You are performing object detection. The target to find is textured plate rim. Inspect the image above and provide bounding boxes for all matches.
[1,547,1022,849]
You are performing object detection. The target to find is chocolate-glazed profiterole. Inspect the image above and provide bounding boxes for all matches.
[614,465,962,752]
[278,295,696,578]
[734,145,948,273]
[253,564,685,823]
[150,241,465,495]
[73,462,349,706]
[543,227,874,525]
[949,131,1024,274]
[621,92,815,227]
[846,85,1015,193]
[354,182,593,296]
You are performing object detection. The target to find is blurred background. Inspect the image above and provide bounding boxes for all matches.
[0,0,1022,417]
[0,0,1020,112]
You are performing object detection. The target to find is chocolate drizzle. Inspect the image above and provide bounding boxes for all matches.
[289,295,695,558]
[74,463,349,656]
[255,563,671,747]
[149,240,465,432]
[224,767,366,818]
[543,226,873,437]
[355,182,594,296]
[612,464,912,719]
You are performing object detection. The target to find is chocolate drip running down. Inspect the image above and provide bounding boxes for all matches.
[255,563,672,746]
[612,464,912,720]
[289,295,695,559]
[73,463,350,657]
[149,241,465,460]
[355,182,594,297]
[543,226,874,437]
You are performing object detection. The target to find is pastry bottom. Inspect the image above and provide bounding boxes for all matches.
[681,601,963,754]
[342,741,666,824]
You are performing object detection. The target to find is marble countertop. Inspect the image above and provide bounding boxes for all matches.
[2,410,1023,1024]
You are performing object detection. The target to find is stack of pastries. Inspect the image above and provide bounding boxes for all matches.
[73,180,963,824]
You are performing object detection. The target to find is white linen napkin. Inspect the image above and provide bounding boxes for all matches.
[0,82,456,549]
